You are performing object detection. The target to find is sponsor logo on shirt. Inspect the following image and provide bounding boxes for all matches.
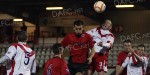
[69,42,89,50]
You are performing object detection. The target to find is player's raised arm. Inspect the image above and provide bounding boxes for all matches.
[87,34,95,64]
[129,46,142,62]
[88,47,95,64]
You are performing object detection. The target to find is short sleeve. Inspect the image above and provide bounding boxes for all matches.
[43,60,51,75]
[142,56,148,66]
[86,28,96,37]
[5,46,17,60]
[107,34,115,44]
[61,35,69,47]
[88,34,94,49]
[117,52,123,66]
[61,59,70,75]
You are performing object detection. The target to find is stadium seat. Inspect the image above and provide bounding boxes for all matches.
[109,50,113,55]
[144,44,149,47]
[36,55,41,60]
[108,64,113,67]
[45,59,48,63]
[39,60,44,64]
[47,48,50,51]
[113,50,118,55]
[39,60,44,68]
[113,44,119,47]
[38,48,42,51]
[118,46,123,50]
[41,55,45,59]
[108,60,113,64]
[36,51,41,55]
[148,46,150,50]
[118,44,123,47]
[41,51,46,55]
[2,48,6,53]
[112,46,118,50]
[108,55,113,60]
[1,51,5,56]
[39,64,43,68]
[133,46,137,50]
[112,61,117,66]
[46,51,50,55]
[50,51,54,58]
[36,59,39,65]
[113,56,118,60]
[45,55,49,60]
[132,44,138,47]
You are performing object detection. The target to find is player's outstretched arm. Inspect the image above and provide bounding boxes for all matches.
[116,66,124,75]
[0,55,10,64]
[116,65,121,75]
[88,48,95,64]
[116,52,123,75]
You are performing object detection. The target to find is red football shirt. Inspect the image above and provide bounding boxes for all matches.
[61,32,94,63]
[43,57,70,75]
[117,51,128,75]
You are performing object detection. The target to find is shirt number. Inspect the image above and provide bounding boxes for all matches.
[24,52,30,65]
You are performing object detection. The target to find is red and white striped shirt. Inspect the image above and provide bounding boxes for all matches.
[86,27,114,53]
[5,42,36,75]
[122,54,148,75]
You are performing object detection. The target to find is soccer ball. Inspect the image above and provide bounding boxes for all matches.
[94,1,106,13]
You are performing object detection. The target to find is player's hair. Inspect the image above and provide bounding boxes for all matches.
[52,43,63,55]
[102,19,112,25]
[17,31,28,42]
[123,39,131,43]
[74,20,84,26]
[137,44,145,48]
